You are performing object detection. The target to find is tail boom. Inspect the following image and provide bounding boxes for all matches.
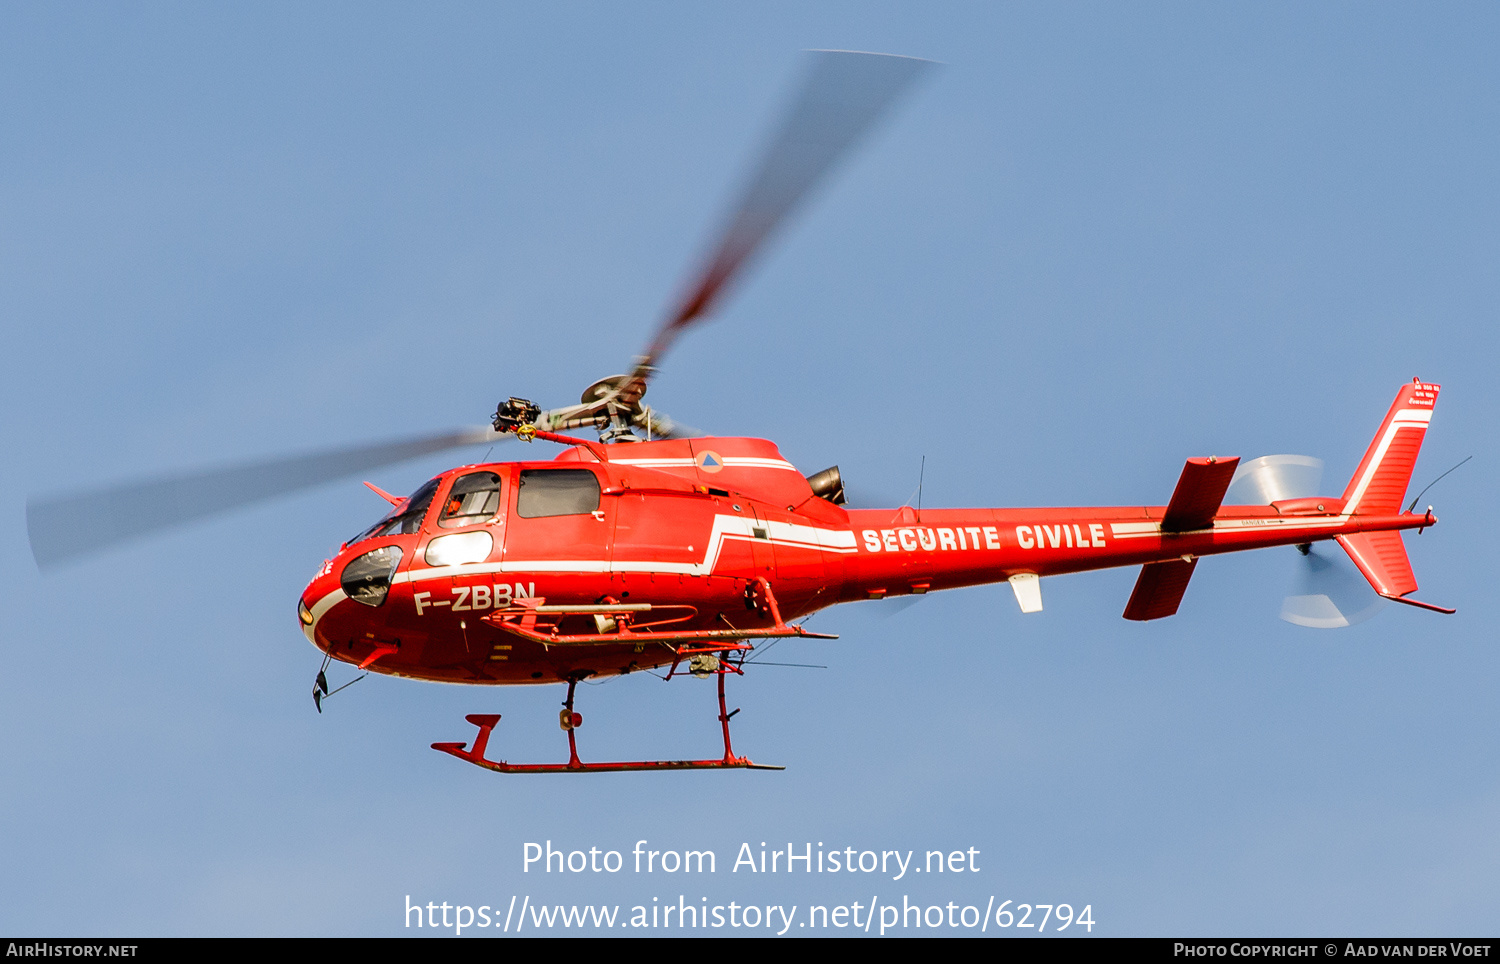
[835,382,1450,619]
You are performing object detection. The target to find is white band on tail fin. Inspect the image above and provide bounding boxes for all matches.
[1341,382,1439,515]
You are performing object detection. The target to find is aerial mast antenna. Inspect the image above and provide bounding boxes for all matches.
[917,456,925,521]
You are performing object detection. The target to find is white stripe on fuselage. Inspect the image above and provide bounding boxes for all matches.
[388,513,858,584]
[609,456,799,472]
[1109,516,1350,540]
[304,586,349,645]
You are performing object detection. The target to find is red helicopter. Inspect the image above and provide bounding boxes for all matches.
[26,52,1452,774]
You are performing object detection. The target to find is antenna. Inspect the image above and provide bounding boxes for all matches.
[1406,455,1472,513]
[916,455,926,521]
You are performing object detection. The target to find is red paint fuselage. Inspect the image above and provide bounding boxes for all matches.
[298,427,1435,686]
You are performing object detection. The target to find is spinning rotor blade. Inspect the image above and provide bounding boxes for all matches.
[639,409,707,440]
[27,427,503,568]
[1225,454,1323,505]
[1281,544,1388,629]
[1225,455,1386,628]
[616,50,933,405]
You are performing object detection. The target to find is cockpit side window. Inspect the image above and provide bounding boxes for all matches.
[516,469,601,518]
[439,471,502,528]
[348,477,441,545]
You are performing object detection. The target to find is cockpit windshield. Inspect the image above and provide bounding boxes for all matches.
[347,477,441,546]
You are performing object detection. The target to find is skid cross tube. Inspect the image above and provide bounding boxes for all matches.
[430,653,783,773]
[482,579,837,647]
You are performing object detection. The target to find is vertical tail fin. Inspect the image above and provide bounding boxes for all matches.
[1340,380,1439,514]
[1334,380,1454,616]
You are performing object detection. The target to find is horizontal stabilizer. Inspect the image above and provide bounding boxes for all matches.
[1162,457,1240,532]
[1123,558,1198,621]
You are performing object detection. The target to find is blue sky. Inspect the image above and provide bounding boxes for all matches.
[3,2,1497,936]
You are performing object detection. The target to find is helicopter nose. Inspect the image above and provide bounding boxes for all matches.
[295,557,340,647]
[298,559,339,643]
[298,587,325,646]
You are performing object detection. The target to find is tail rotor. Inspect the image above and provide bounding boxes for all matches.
[1281,543,1388,628]
[1226,455,1385,629]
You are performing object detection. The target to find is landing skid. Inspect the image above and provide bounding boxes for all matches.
[432,657,783,774]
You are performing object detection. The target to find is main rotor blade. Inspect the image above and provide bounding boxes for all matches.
[639,408,707,440]
[1225,455,1324,505]
[27,427,503,568]
[618,50,933,404]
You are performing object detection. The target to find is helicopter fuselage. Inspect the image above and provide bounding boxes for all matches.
[298,433,1435,686]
